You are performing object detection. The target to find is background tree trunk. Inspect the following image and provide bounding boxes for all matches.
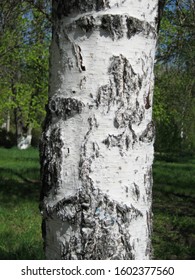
[40,0,159,260]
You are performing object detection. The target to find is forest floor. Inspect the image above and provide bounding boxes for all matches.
[0,147,194,259]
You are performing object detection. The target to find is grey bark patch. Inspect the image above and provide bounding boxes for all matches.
[72,44,86,72]
[48,95,84,120]
[144,89,152,109]
[49,188,140,259]
[76,16,95,33]
[96,55,142,112]
[96,0,110,11]
[96,55,145,155]
[101,15,124,40]
[76,45,86,71]
[66,15,155,43]
[40,126,63,203]
[102,126,137,155]
[144,168,153,198]
[109,55,142,102]
[102,133,125,148]
[126,17,143,38]
[96,85,113,111]
[133,183,140,201]
[146,209,152,256]
[139,121,155,143]
[126,16,156,39]
[40,95,84,211]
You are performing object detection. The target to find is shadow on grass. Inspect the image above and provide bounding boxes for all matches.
[0,148,44,260]
[0,168,41,206]
[0,232,44,260]
[152,154,195,259]
[152,191,195,259]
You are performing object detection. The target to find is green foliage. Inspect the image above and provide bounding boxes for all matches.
[0,0,50,136]
[154,0,195,154]
[153,65,195,153]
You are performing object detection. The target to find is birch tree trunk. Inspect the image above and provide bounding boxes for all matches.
[40,0,159,260]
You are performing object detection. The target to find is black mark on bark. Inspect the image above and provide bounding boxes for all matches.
[126,16,156,39]
[133,183,140,201]
[76,16,95,33]
[145,89,151,109]
[101,15,124,40]
[40,126,63,204]
[139,121,155,143]
[48,95,84,120]
[78,45,86,71]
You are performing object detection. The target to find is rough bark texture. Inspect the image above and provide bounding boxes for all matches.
[40,0,159,259]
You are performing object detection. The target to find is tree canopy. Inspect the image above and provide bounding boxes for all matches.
[0,0,51,146]
[153,0,195,154]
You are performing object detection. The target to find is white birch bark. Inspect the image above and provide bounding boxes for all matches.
[40,0,159,260]
[17,127,32,150]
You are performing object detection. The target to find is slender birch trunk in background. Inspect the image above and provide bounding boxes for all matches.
[40,0,159,259]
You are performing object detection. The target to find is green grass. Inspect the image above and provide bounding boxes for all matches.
[152,154,195,259]
[0,147,194,259]
[0,147,44,259]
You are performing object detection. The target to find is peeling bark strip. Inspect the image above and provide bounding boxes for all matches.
[40,0,159,260]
